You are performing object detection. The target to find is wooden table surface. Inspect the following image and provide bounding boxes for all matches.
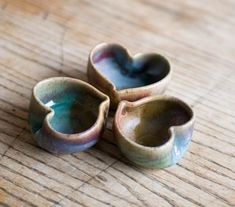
[0,0,235,206]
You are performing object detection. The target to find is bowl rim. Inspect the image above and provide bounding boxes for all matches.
[31,77,110,141]
[114,95,195,151]
[88,42,172,95]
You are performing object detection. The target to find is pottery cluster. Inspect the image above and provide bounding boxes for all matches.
[29,43,194,168]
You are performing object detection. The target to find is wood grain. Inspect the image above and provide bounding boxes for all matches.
[0,0,235,206]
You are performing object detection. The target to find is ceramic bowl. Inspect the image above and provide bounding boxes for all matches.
[87,43,171,108]
[28,77,110,154]
[114,96,194,168]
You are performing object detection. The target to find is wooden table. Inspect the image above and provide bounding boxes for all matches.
[0,0,235,206]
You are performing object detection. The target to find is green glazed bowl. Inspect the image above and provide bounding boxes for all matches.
[114,96,194,168]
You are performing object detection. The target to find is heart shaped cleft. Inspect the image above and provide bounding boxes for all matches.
[88,43,171,108]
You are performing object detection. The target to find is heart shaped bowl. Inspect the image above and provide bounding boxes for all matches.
[87,43,171,108]
[28,77,110,154]
[114,96,194,168]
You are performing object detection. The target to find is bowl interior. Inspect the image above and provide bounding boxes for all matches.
[119,100,191,147]
[92,45,170,90]
[35,80,105,134]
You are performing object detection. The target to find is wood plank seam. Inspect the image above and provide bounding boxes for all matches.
[54,160,118,207]
[0,127,26,160]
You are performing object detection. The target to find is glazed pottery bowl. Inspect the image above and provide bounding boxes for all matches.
[87,43,171,108]
[28,77,110,154]
[114,96,194,168]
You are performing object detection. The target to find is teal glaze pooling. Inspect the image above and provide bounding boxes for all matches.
[92,45,170,90]
[28,77,110,154]
[33,82,101,135]
[43,91,98,134]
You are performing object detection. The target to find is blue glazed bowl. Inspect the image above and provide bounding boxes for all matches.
[88,43,171,108]
[29,77,110,154]
[114,96,194,168]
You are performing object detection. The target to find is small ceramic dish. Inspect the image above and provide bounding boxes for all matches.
[114,96,194,168]
[28,77,110,154]
[87,43,171,108]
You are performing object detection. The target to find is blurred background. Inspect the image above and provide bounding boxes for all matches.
[0,0,234,207]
